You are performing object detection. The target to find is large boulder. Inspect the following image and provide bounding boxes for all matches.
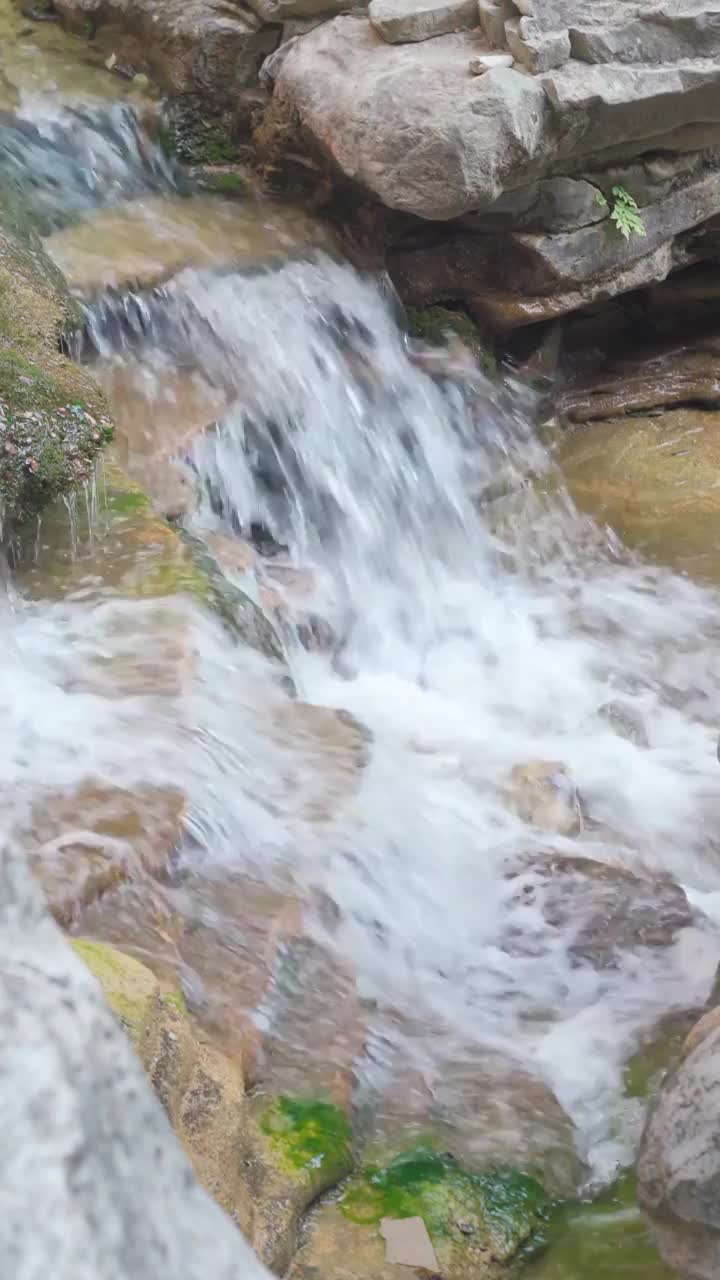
[0,844,270,1280]
[637,1018,720,1279]
[270,10,720,322]
[272,17,720,222]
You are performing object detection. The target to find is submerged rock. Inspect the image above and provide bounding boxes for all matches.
[597,701,649,749]
[559,407,720,582]
[238,1094,355,1272]
[504,760,583,836]
[303,1146,552,1280]
[23,782,186,927]
[507,855,693,970]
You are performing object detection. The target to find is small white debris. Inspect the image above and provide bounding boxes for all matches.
[469,52,514,74]
[105,51,117,70]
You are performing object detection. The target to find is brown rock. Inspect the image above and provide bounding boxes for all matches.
[507,854,693,969]
[24,781,186,927]
[559,407,720,581]
[236,1093,354,1273]
[504,759,583,836]
[53,0,277,109]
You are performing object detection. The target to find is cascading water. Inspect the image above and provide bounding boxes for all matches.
[4,92,720,1198]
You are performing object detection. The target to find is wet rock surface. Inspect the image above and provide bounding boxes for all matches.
[637,1020,720,1280]
[0,850,268,1280]
[559,407,720,581]
[507,855,693,970]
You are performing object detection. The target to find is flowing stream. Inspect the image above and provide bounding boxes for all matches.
[3,15,720,1268]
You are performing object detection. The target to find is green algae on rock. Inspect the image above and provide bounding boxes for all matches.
[71,937,159,1049]
[260,1096,353,1177]
[238,1094,355,1273]
[342,1146,552,1272]
[524,1172,675,1280]
[407,304,497,377]
[0,221,109,525]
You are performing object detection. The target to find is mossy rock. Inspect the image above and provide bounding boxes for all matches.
[72,939,247,1221]
[523,1172,675,1280]
[340,1146,551,1277]
[237,1094,354,1273]
[71,938,159,1049]
[623,1008,700,1101]
[0,220,110,524]
[407,305,497,377]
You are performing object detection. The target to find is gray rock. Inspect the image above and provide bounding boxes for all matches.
[477,0,517,46]
[505,15,570,71]
[370,0,478,43]
[0,842,269,1280]
[274,21,552,220]
[469,175,606,231]
[637,1023,720,1280]
[598,700,650,748]
[568,5,720,66]
[273,18,720,222]
[543,62,720,163]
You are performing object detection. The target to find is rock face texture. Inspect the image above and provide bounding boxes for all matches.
[637,1018,720,1280]
[0,843,269,1280]
[47,0,720,326]
[53,0,279,106]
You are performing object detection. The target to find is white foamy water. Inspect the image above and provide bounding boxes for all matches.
[4,97,720,1192]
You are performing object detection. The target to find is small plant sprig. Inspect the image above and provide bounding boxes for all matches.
[595,185,646,239]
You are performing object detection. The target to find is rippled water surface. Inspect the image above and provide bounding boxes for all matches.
[3,13,720,1257]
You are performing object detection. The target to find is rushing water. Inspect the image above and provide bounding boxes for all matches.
[3,46,720,1235]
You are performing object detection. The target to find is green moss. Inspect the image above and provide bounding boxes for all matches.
[162,989,188,1014]
[260,1097,353,1178]
[407,305,497,377]
[525,1172,675,1280]
[200,171,246,196]
[624,1012,696,1100]
[105,485,152,517]
[342,1147,551,1261]
[0,350,79,415]
[132,553,214,603]
[71,938,158,1047]
[200,136,237,165]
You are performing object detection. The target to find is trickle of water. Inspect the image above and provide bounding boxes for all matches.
[4,91,720,1196]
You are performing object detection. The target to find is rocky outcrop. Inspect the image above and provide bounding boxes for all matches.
[42,0,720,327]
[0,846,269,1280]
[637,1014,720,1279]
[267,3,720,325]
